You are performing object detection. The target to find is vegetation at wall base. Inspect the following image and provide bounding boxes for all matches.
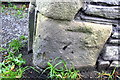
[0,36,39,79]
[41,57,82,80]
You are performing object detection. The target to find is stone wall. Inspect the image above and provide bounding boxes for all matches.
[28,0,115,70]
[75,0,120,70]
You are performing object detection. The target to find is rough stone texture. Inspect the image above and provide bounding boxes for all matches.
[112,32,120,39]
[103,46,120,60]
[110,61,120,68]
[33,13,112,69]
[83,5,120,19]
[109,39,120,44]
[84,0,120,5]
[28,0,36,51]
[97,60,110,70]
[36,0,83,20]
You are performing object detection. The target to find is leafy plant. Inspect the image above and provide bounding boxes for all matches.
[0,36,39,79]
[20,35,27,40]
[1,2,27,18]
[9,39,23,52]
[13,5,18,10]
[96,67,120,80]
[0,47,6,52]
[8,35,26,52]
[42,57,82,80]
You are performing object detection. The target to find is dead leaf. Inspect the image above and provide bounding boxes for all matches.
[10,65,15,71]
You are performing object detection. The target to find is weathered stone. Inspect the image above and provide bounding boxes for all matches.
[112,32,120,39]
[109,39,120,44]
[30,0,36,5]
[110,61,120,68]
[97,60,110,70]
[36,0,83,20]
[83,5,120,19]
[103,46,120,60]
[84,0,120,5]
[28,5,36,52]
[75,13,118,25]
[33,13,112,69]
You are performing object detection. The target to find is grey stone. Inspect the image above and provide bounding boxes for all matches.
[33,13,112,69]
[83,5,120,19]
[36,0,83,20]
[97,60,110,70]
[103,46,120,60]
[28,6,36,52]
[76,13,118,25]
[110,61,120,68]
[112,32,120,39]
[84,0,120,5]
[109,39,120,44]
[30,0,36,5]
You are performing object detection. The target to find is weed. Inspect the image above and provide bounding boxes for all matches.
[20,35,27,40]
[1,2,27,18]
[96,67,120,80]
[8,35,27,52]
[0,36,39,79]
[9,39,23,52]
[42,57,82,80]
[13,5,18,10]
[0,47,6,52]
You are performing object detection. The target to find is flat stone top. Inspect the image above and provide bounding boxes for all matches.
[1,0,30,2]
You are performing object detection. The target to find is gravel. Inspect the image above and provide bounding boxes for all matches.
[0,7,29,48]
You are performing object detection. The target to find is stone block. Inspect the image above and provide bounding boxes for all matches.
[36,0,83,20]
[83,5,120,19]
[97,60,110,70]
[32,13,112,69]
[110,61,120,68]
[103,46,120,60]
[84,0,120,5]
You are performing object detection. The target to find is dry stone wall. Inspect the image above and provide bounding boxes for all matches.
[28,0,117,70]
[75,0,120,70]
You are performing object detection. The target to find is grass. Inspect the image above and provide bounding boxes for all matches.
[1,2,27,18]
[0,36,39,79]
[42,57,82,80]
[96,67,120,80]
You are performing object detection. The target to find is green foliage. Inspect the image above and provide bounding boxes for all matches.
[8,35,27,52]
[0,36,39,79]
[9,39,23,52]
[42,57,82,80]
[0,47,6,52]
[20,35,27,40]
[1,2,27,18]
[96,67,120,80]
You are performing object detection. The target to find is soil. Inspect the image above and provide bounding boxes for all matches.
[1,2,120,80]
